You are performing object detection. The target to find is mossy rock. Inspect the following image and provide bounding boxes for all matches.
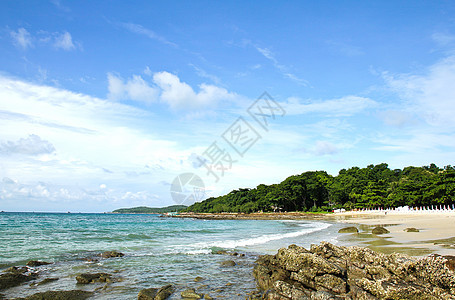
[404,227,419,232]
[372,226,389,234]
[138,284,174,300]
[181,288,202,299]
[338,226,359,233]
[220,260,236,267]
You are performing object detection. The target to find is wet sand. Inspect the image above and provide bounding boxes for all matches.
[334,211,455,256]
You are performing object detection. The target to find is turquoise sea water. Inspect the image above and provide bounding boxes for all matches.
[0,212,344,299]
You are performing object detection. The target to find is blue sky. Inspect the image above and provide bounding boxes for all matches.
[1,1,455,212]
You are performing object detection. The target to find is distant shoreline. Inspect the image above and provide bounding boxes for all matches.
[171,211,334,220]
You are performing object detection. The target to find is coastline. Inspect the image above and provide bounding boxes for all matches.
[172,211,332,220]
[174,211,455,256]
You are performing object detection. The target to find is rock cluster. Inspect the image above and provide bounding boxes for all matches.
[0,266,37,291]
[76,272,112,284]
[253,242,455,299]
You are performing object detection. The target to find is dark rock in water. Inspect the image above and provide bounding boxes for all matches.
[194,276,204,282]
[0,271,37,290]
[220,260,236,267]
[138,284,174,300]
[253,242,455,299]
[404,227,420,232]
[3,266,28,274]
[34,277,59,286]
[100,251,124,258]
[180,288,202,299]
[75,272,112,284]
[372,226,389,234]
[23,290,93,300]
[338,226,359,233]
[26,260,51,267]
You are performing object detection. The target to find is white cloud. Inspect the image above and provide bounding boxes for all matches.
[107,71,236,109]
[383,55,455,128]
[10,28,32,49]
[0,74,203,211]
[0,134,55,155]
[153,71,236,110]
[121,23,177,47]
[53,31,75,50]
[10,28,79,51]
[143,66,152,76]
[255,46,309,86]
[283,96,378,116]
[189,64,221,84]
[107,73,159,104]
[369,54,455,168]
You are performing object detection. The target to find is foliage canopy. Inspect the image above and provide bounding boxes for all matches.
[185,164,455,213]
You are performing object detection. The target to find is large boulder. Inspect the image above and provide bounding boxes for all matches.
[253,242,455,299]
[180,288,202,299]
[404,227,419,232]
[220,260,236,267]
[338,226,359,233]
[372,226,389,234]
[138,284,174,300]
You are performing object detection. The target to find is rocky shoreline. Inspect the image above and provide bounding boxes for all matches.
[3,243,455,299]
[253,242,455,299]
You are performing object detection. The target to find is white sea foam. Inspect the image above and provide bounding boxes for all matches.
[196,222,332,249]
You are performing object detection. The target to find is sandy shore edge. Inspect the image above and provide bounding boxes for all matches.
[174,211,455,256]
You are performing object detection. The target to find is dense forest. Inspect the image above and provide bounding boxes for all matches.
[184,163,455,213]
[113,205,187,214]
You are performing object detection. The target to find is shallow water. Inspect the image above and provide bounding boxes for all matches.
[0,212,344,299]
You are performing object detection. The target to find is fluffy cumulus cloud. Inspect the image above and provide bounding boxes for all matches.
[107,73,159,104]
[10,28,32,49]
[0,134,55,155]
[153,71,235,110]
[107,71,237,110]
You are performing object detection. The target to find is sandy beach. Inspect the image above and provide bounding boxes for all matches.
[175,211,455,256]
[334,211,455,256]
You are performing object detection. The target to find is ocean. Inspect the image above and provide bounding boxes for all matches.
[0,212,344,299]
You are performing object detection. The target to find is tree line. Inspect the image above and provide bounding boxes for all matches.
[184,163,455,213]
